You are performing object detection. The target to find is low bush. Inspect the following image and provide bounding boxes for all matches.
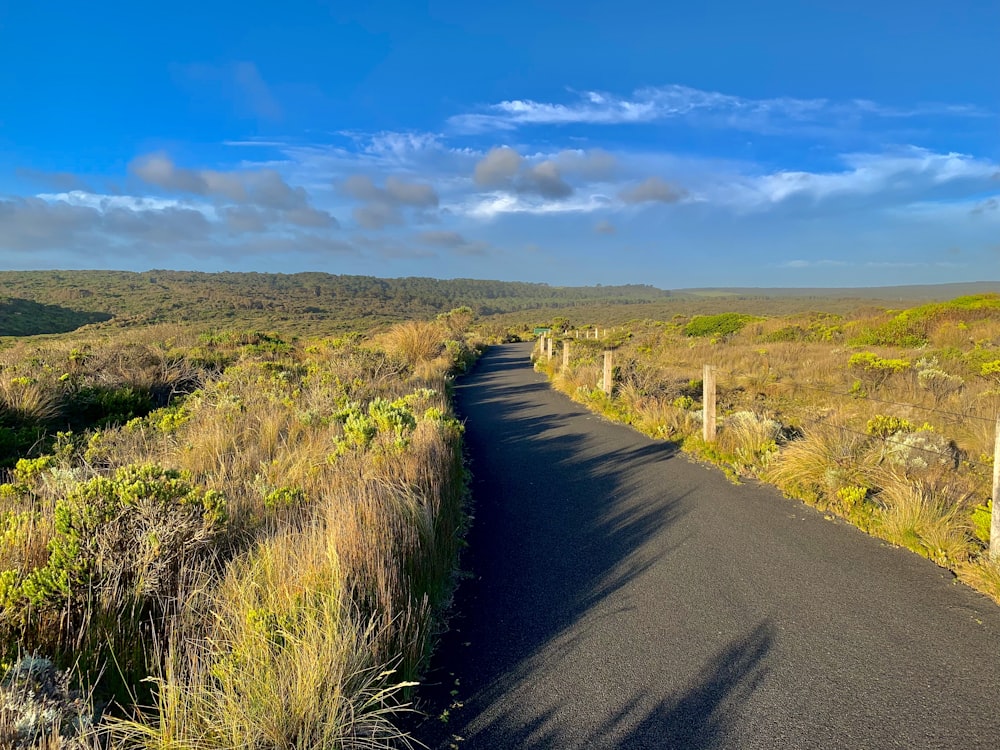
[683,313,755,340]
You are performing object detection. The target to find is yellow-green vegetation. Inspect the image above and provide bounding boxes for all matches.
[0,312,482,748]
[532,293,1000,605]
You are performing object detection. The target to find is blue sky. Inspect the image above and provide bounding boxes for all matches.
[1,1,998,289]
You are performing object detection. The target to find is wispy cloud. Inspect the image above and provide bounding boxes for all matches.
[458,191,612,220]
[781,258,967,270]
[449,84,987,134]
[711,148,1000,211]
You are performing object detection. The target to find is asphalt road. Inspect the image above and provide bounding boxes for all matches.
[415,342,1000,749]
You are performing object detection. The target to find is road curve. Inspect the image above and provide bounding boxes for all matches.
[415,342,1000,749]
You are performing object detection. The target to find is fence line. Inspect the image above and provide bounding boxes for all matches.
[535,332,1000,560]
[766,380,998,426]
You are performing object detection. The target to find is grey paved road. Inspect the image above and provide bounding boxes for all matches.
[415,342,1000,749]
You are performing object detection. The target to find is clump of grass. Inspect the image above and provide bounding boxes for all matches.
[714,410,782,475]
[0,377,61,423]
[379,321,444,370]
[872,473,975,567]
[107,527,421,750]
[959,558,1000,604]
[764,422,876,513]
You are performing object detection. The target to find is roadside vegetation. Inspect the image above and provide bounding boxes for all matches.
[531,294,1000,604]
[0,305,483,748]
[4,269,999,747]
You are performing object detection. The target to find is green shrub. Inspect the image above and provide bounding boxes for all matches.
[866,415,915,438]
[836,484,869,512]
[850,318,927,348]
[683,313,755,339]
[1,464,227,616]
[848,352,911,392]
[334,397,418,454]
[980,360,1000,385]
[762,325,802,343]
[264,486,307,509]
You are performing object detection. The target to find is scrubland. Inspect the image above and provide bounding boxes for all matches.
[0,312,481,748]
[533,295,1000,603]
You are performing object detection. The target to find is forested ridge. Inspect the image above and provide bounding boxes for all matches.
[0,270,671,336]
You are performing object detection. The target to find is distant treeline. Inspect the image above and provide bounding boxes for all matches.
[0,270,672,334]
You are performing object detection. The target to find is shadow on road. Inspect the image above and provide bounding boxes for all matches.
[417,343,743,747]
[462,620,775,749]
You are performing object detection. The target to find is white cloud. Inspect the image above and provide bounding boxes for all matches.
[126,153,341,231]
[471,148,573,199]
[712,148,1000,211]
[16,168,92,192]
[283,206,339,228]
[971,197,999,216]
[450,84,986,135]
[458,191,612,220]
[38,190,194,212]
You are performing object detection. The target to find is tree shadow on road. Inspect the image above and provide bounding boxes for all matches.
[459,620,775,749]
[416,343,725,747]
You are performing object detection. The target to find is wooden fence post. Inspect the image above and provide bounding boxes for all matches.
[594,326,599,339]
[602,351,613,395]
[703,364,717,442]
[992,415,1000,561]
[546,336,553,359]
[563,341,570,369]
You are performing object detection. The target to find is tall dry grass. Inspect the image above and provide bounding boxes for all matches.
[0,327,472,747]
[379,321,444,370]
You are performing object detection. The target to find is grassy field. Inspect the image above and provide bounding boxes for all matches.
[3,270,999,747]
[530,293,1000,604]
[0,293,484,747]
